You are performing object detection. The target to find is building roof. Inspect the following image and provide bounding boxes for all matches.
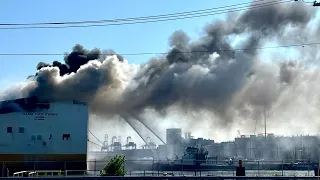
[0,96,86,114]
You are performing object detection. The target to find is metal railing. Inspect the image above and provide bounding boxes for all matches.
[4,176,320,180]
[13,170,64,177]
[0,159,317,177]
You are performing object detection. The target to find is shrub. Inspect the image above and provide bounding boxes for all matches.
[100,155,126,176]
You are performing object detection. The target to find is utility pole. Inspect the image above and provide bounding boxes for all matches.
[263,105,267,160]
[264,105,267,149]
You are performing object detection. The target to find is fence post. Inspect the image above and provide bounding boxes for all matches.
[282,159,284,176]
[181,159,183,176]
[64,161,67,177]
[94,159,96,176]
[151,159,154,176]
[258,160,260,176]
[123,158,125,177]
[1,161,3,177]
[308,163,311,176]
[158,160,160,176]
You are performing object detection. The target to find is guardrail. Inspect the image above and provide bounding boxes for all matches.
[1,159,318,178]
[4,176,320,180]
[13,170,65,177]
[8,169,318,178]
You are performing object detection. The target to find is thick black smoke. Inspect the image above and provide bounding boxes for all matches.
[120,1,315,118]
[36,44,123,76]
[3,1,320,139]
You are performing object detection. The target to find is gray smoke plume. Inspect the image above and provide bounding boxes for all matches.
[35,44,123,76]
[2,1,320,141]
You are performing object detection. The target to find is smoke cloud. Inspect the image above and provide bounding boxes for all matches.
[2,1,320,142]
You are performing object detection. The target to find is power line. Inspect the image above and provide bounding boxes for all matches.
[0,0,273,26]
[0,42,318,56]
[0,0,288,29]
[0,0,291,30]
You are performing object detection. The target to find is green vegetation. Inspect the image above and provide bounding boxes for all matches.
[100,155,126,176]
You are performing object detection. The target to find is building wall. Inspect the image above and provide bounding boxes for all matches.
[166,128,182,158]
[0,98,88,161]
[166,128,182,145]
[219,142,235,158]
[220,135,320,161]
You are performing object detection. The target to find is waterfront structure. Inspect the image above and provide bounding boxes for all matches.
[220,133,320,162]
[0,96,88,175]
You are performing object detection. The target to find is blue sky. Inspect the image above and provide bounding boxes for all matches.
[0,0,249,91]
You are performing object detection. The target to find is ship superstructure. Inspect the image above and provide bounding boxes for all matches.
[173,146,209,165]
[0,96,88,175]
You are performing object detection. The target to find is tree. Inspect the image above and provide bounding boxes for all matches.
[100,155,126,176]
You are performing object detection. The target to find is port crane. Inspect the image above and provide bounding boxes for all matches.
[101,134,109,151]
[142,137,156,149]
[124,136,137,149]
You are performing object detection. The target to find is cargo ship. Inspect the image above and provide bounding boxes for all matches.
[121,146,300,172]
[0,96,88,176]
[152,146,236,171]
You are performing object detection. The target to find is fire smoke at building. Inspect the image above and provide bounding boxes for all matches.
[1,1,320,144]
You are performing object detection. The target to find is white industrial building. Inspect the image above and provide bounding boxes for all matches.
[0,96,88,175]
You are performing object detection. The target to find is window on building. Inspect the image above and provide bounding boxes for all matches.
[43,141,47,146]
[19,127,25,133]
[37,135,42,140]
[7,127,12,133]
[62,134,71,140]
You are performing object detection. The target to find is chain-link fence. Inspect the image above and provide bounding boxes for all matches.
[0,159,317,177]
